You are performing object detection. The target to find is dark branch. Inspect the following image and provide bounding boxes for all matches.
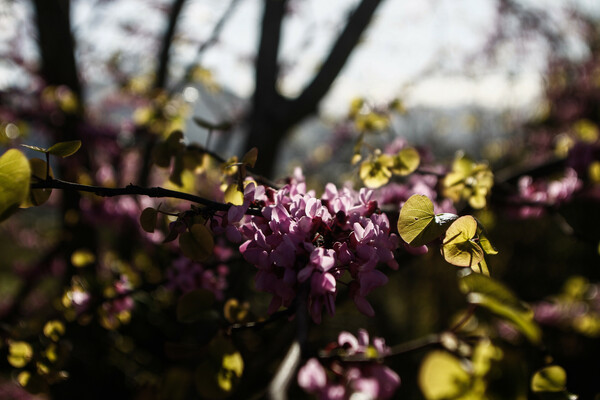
[289,0,383,122]
[31,179,263,216]
[155,0,188,90]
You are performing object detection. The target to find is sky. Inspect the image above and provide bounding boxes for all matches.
[1,0,600,117]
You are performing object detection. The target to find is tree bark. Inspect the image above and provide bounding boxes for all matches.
[244,0,384,178]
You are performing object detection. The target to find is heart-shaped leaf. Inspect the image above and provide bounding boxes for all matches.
[398,195,458,246]
[418,350,471,400]
[140,207,158,233]
[47,140,81,158]
[391,147,420,176]
[0,149,31,221]
[179,223,214,261]
[459,271,541,344]
[442,216,484,267]
[21,158,53,208]
[531,365,567,393]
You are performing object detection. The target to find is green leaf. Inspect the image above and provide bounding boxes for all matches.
[531,366,567,393]
[140,207,158,233]
[176,288,216,323]
[21,158,53,207]
[0,149,31,221]
[193,117,232,131]
[391,147,420,176]
[47,140,81,158]
[477,227,498,255]
[224,183,244,206]
[7,341,33,368]
[179,223,214,261]
[241,147,258,168]
[418,350,471,400]
[398,194,458,246]
[21,144,48,154]
[442,216,484,267]
[195,335,243,398]
[459,271,541,344]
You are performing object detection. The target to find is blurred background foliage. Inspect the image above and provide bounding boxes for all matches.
[0,0,600,399]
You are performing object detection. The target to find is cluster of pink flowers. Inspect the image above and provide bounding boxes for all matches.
[166,256,229,301]
[217,169,398,323]
[509,168,582,218]
[297,329,400,399]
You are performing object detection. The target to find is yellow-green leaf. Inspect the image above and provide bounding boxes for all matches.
[531,365,567,392]
[21,158,53,208]
[442,216,484,267]
[418,350,471,400]
[391,147,420,176]
[140,207,158,233]
[179,223,214,261]
[7,341,33,368]
[0,149,31,221]
[71,249,95,267]
[359,154,393,189]
[224,183,244,206]
[459,271,541,344]
[21,144,48,154]
[47,140,81,158]
[43,320,66,342]
[398,194,457,246]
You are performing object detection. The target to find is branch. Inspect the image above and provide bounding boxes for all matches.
[254,0,288,106]
[154,0,188,90]
[288,0,383,122]
[30,178,262,216]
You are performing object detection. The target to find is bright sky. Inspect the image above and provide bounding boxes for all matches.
[1,0,600,116]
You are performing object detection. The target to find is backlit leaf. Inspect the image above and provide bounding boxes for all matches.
[21,158,53,207]
[21,144,48,154]
[43,320,65,342]
[0,149,31,221]
[531,365,567,393]
[241,147,258,168]
[179,223,214,261]
[418,350,470,400]
[398,194,458,246]
[7,341,33,368]
[140,207,158,233]
[359,154,393,189]
[459,271,541,344]
[47,140,81,158]
[391,147,420,176]
[442,216,484,267]
[224,183,244,206]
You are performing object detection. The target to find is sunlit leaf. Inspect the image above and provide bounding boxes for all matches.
[43,320,65,342]
[224,298,250,323]
[21,158,53,208]
[47,140,81,158]
[179,223,214,261]
[398,194,458,246]
[21,144,48,154]
[359,154,393,189]
[71,249,95,267]
[224,183,244,206]
[418,350,471,400]
[459,271,541,344]
[195,335,243,398]
[442,216,484,267]
[477,227,498,255]
[391,147,420,176]
[7,341,33,368]
[140,207,158,233]
[531,365,567,393]
[0,149,31,221]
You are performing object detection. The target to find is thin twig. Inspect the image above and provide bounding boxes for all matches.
[30,178,263,216]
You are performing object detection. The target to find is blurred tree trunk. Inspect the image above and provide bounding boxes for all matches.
[244,0,383,178]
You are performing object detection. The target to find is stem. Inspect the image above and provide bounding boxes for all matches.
[30,178,263,216]
[450,304,478,333]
